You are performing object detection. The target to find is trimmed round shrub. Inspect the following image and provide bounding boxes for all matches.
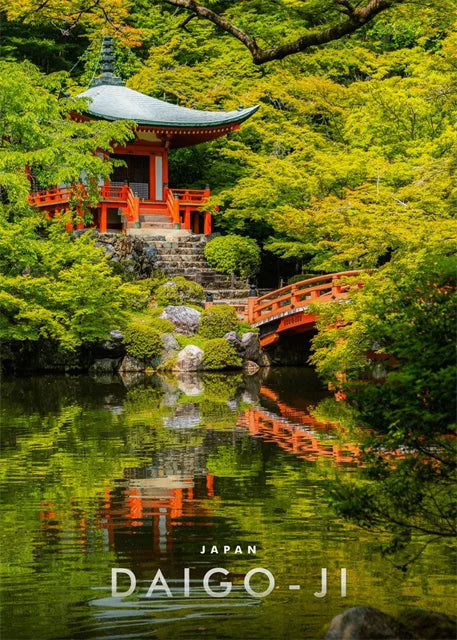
[148,317,175,333]
[204,235,261,279]
[123,323,162,360]
[202,338,242,370]
[199,304,238,339]
[155,276,204,307]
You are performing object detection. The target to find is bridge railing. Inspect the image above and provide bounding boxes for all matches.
[250,271,363,325]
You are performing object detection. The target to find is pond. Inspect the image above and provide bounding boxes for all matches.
[1,368,455,639]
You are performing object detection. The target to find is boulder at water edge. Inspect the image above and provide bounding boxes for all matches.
[224,331,244,355]
[241,332,270,367]
[160,306,201,336]
[118,355,147,373]
[324,606,414,640]
[174,345,204,371]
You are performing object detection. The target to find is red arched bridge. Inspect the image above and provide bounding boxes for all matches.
[232,271,365,348]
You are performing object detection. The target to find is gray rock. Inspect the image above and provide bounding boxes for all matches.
[241,332,262,362]
[118,355,146,373]
[89,358,119,374]
[99,329,124,354]
[160,306,201,336]
[224,331,244,355]
[96,241,116,255]
[174,345,204,371]
[161,333,180,362]
[324,606,414,640]
[257,350,271,368]
[144,246,158,263]
[98,233,116,245]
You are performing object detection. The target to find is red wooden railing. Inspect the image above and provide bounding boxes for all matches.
[124,187,140,225]
[98,184,128,201]
[29,183,212,232]
[165,187,180,227]
[29,186,72,207]
[172,188,209,204]
[248,271,364,326]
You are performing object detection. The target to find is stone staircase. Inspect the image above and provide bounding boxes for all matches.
[139,213,174,230]
[144,233,250,304]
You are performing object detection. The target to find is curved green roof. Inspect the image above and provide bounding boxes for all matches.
[77,84,259,128]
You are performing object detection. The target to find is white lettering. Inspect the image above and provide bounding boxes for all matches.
[244,568,275,598]
[314,568,327,598]
[203,568,232,598]
[146,569,172,598]
[111,568,136,598]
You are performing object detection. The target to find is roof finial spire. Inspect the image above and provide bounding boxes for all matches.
[90,35,124,87]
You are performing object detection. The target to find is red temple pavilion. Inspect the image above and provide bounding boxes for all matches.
[29,36,258,234]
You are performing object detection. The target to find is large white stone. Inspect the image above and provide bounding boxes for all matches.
[160,305,201,336]
[174,345,204,371]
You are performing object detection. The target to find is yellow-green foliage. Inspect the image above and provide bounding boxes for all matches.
[204,235,260,279]
[202,338,242,370]
[199,304,239,339]
[155,276,204,307]
[123,323,162,361]
[148,317,175,334]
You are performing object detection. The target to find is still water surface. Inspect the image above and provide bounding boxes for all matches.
[1,368,455,639]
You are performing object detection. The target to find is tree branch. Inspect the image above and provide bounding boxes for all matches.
[159,0,405,64]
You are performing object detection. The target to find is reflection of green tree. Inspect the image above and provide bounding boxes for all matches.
[311,394,457,564]
[207,440,264,478]
[198,437,455,622]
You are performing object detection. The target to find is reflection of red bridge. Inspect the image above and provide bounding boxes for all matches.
[233,271,365,347]
[238,386,360,464]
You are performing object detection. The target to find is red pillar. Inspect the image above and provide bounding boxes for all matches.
[184,206,191,230]
[203,212,212,235]
[193,213,200,234]
[247,295,257,324]
[100,204,107,233]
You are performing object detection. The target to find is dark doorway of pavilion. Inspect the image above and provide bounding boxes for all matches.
[111,154,150,199]
[106,207,123,231]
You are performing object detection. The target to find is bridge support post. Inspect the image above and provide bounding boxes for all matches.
[247,284,257,324]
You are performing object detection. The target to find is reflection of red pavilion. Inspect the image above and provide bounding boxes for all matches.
[39,474,216,556]
[28,36,258,234]
[100,473,216,555]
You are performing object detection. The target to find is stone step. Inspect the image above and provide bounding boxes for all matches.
[146,241,205,248]
[155,248,205,255]
[127,228,191,239]
[153,258,208,265]
[139,212,170,219]
[141,222,174,229]
[207,289,250,298]
[209,297,249,305]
